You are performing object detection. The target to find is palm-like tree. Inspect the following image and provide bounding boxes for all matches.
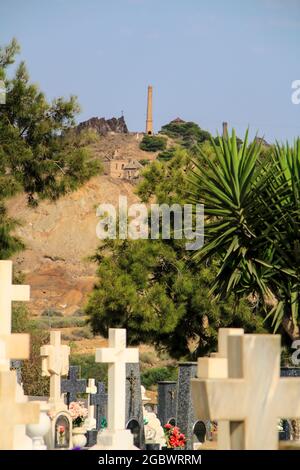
[189,130,300,340]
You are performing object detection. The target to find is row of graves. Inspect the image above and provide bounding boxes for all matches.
[1,259,300,450]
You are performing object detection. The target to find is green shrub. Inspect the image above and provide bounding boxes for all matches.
[72,327,93,339]
[70,354,108,383]
[157,148,176,162]
[141,366,178,389]
[32,316,86,329]
[160,121,211,148]
[140,135,167,152]
[41,308,63,317]
[139,159,150,166]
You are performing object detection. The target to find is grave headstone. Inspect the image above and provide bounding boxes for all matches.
[280,368,300,441]
[0,370,40,449]
[41,331,72,449]
[85,378,97,431]
[61,365,87,406]
[157,381,177,426]
[86,381,107,447]
[0,260,40,449]
[91,328,139,450]
[126,363,145,449]
[192,332,300,450]
[40,331,70,411]
[176,362,209,450]
[90,381,107,430]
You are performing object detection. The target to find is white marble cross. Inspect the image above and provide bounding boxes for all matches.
[192,333,300,450]
[95,329,138,431]
[0,261,30,370]
[0,370,39,449]
[85,378,97,430]
[40,331,70,407]
[197,328,244,449]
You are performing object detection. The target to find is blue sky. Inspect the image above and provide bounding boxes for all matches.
[1,0,300,142]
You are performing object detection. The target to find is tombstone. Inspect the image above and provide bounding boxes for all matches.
[90,381,107,430]
[85,378,97,431]
[61,365,87,406]
[0,369,40,449]
[279,368,300,441]
[0,260,40,449]
[192,332,300,450]
[125,363,145,449]
[40,331,70,411]
[40,331,72,449]
[90,328,139,450]
[157,381,177,427]
[176,362,210,450]
[86,381,107,447]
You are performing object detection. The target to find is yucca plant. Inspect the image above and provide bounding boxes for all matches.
[189,130,300,340]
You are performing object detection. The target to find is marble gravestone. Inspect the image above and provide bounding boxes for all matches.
[0,260,40,449]
[176,362,210,450]
[61,365,87,406]
[192,332,300,450]
[40,331,72,449]
[91,329,139,450]
[126,363,145,449]
[157,381,177,427]
[280,367,300,441]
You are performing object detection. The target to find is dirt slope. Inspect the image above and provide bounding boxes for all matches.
[7,174,139,316]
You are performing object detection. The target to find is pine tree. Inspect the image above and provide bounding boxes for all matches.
[0,38,102,258]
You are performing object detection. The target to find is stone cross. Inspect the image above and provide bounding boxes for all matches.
[61,365,87,405]
[40,331,70,407]
[95,329,138,432]
[198,328,244,449]
[85,378,97,431]
[192,333,300,449]
[90,381,107,430]
[0,260,30,371]
[0,370,39,449]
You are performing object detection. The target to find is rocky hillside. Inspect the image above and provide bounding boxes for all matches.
[6,131,160,317]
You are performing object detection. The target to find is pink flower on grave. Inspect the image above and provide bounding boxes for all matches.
[68,401,88,428]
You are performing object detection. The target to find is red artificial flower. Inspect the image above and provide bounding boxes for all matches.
[164,423,172,430]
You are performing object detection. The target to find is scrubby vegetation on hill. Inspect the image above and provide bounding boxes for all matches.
[160,120,211,148]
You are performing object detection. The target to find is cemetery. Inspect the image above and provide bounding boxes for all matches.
[1,0,300,461]
[1,258,300,452]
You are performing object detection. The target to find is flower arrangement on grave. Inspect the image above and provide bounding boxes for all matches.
[163,424,186,448]
[68,401,88,428]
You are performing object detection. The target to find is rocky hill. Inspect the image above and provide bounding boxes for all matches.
[6,130,161,317]
[77,116,128,135]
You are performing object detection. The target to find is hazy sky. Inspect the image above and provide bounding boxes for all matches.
[1,0,300,142]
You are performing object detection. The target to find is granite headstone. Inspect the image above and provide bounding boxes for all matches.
[157,381,177,427]
[126,363,145,449]
[61,365,87,406]
[176,362,210,450]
